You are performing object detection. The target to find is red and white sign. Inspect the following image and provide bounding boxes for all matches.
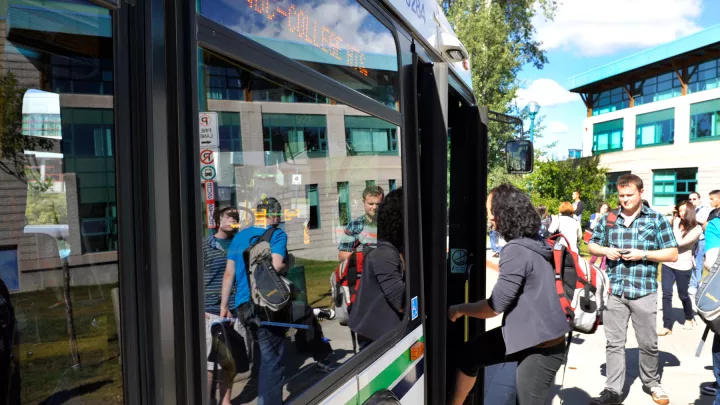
[205,180,216,229]
[200,149,215,165]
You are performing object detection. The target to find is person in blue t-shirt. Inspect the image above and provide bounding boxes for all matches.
[220,197,287,405]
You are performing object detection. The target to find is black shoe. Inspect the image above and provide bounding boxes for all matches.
[590,389,622,405]
[701,381,718,396]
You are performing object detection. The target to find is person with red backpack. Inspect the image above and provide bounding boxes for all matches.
[447,184,569,405]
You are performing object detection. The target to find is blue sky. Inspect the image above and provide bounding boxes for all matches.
[515,0,720,159]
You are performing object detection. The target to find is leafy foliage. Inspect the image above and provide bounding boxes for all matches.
[0,71,54,184]
[525,156,609,227]
[444,0,557,169]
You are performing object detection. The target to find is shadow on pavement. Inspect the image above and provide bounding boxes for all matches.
[599,349,680,401]
[553,385,592,404]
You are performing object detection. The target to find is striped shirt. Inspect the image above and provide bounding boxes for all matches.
[590,205,678,299]
[203,234,233,315]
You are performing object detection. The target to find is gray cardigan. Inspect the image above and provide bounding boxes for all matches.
[488,237,570,354]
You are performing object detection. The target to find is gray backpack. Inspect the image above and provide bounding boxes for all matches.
[243,228,292,313]
[696,252,720,334]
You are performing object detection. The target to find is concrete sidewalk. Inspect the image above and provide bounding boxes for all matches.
[482,250,716,405]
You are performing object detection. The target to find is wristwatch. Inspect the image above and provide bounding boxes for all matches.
[642,250,647,261]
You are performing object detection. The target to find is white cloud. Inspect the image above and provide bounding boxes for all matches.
[547,121,569,134]
[534,0,703,56]
[514,78,580,107]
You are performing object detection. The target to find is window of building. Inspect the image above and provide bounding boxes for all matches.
[345,116,398,156]
[634,72,682,106]
[568,149,582,159]
[218,112,242,155]
[305,184,320,229]
[592,119,623,154]
[200,50,330,104]
[199,0,400,110]
[653,168,698,206]
[337,182,351,226]
[636,108,674,147]
[0,246,20,292]
[605,171,631,196]
[389,179,397,191]
[688,58,720,94]
[690,99,720,142]
[592,87,629,116]
[262,114,328,165]
[61,108,117,253]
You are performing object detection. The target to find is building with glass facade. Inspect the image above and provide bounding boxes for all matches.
[568,25,720,209]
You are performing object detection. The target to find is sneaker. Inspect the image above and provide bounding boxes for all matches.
[684,320,694,330]
[701,381,718,396]
[657,328,672,336]
[650,386,670,405]
[689,286,698,295]
[316,360,335,373]
[313,308,336,321]
[589,389,622,405]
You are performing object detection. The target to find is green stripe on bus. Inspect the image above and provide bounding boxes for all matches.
[345,336,425,405]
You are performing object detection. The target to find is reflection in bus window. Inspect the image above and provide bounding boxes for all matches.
[198,0,400,110]
[198,48,404,404]
[0,1,123,403]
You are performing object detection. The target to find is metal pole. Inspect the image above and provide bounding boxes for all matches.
[529,112,537,143]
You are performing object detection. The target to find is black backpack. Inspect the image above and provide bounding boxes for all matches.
[242,227,293,314]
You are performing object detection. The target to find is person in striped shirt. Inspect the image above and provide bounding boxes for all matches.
[203,206,239,405]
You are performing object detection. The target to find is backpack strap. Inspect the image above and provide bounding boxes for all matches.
[552,246,574,322]
[603,209,621,247]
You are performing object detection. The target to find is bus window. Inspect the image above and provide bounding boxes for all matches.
[197,48,407,404]
[0,1,123,403]
[198,0,400,111]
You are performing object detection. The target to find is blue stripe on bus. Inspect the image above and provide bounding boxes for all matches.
[391,357,425,399]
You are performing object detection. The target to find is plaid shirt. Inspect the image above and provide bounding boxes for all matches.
[590,205,678,299]
[338,215,378,252]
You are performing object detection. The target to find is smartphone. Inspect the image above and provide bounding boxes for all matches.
[619,249,630,255]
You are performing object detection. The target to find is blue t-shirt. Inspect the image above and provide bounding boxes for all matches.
[706,218,720,251]
[227,226,287,309]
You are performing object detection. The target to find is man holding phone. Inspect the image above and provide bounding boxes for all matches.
[587,174,678,405]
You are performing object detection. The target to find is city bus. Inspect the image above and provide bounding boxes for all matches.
[0,0,530,404]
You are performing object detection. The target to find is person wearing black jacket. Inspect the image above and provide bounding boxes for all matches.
[349,188,405,347]
[448,184,570,405]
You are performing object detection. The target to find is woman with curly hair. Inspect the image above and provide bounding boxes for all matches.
[349,188,405,348]
[448,184,569,405]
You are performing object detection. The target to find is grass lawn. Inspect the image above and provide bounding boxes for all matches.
[11,284,123,405]
[294,258,337,308]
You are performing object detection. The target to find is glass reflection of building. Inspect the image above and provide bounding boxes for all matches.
[1,0,117,292]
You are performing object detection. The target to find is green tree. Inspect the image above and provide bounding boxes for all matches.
[0,71,54,186]
[444,0,558,169]
[526,156,609,227]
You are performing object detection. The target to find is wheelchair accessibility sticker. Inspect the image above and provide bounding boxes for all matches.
[411,296,418,320]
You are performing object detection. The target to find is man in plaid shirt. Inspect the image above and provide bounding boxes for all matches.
[588,174,678,405]
[337,185,384,261]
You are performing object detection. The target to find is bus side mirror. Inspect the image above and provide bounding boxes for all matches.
[505,140,533,174]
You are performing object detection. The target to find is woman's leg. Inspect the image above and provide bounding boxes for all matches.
[601,256,607,271]
[673,269,694,321]
[515,344,566,405]
[589,255,598,266]
[449,327,507,405]
[661,265,676,330]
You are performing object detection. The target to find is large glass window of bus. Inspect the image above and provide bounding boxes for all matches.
[197,48,405,404]
[197,0,400,110]
[0,1,123,403]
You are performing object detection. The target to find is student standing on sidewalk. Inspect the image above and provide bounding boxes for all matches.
[658,201,702,336]
[447,184,569,405]
[587,174,678,405]
[690,192,711,295]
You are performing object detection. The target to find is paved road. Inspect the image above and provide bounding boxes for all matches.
[483,250,716,405]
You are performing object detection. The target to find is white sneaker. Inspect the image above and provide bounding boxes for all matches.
[650,386,670,405]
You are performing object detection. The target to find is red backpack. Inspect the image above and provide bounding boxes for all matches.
[546,234,610,334]
[330,241,375,326]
